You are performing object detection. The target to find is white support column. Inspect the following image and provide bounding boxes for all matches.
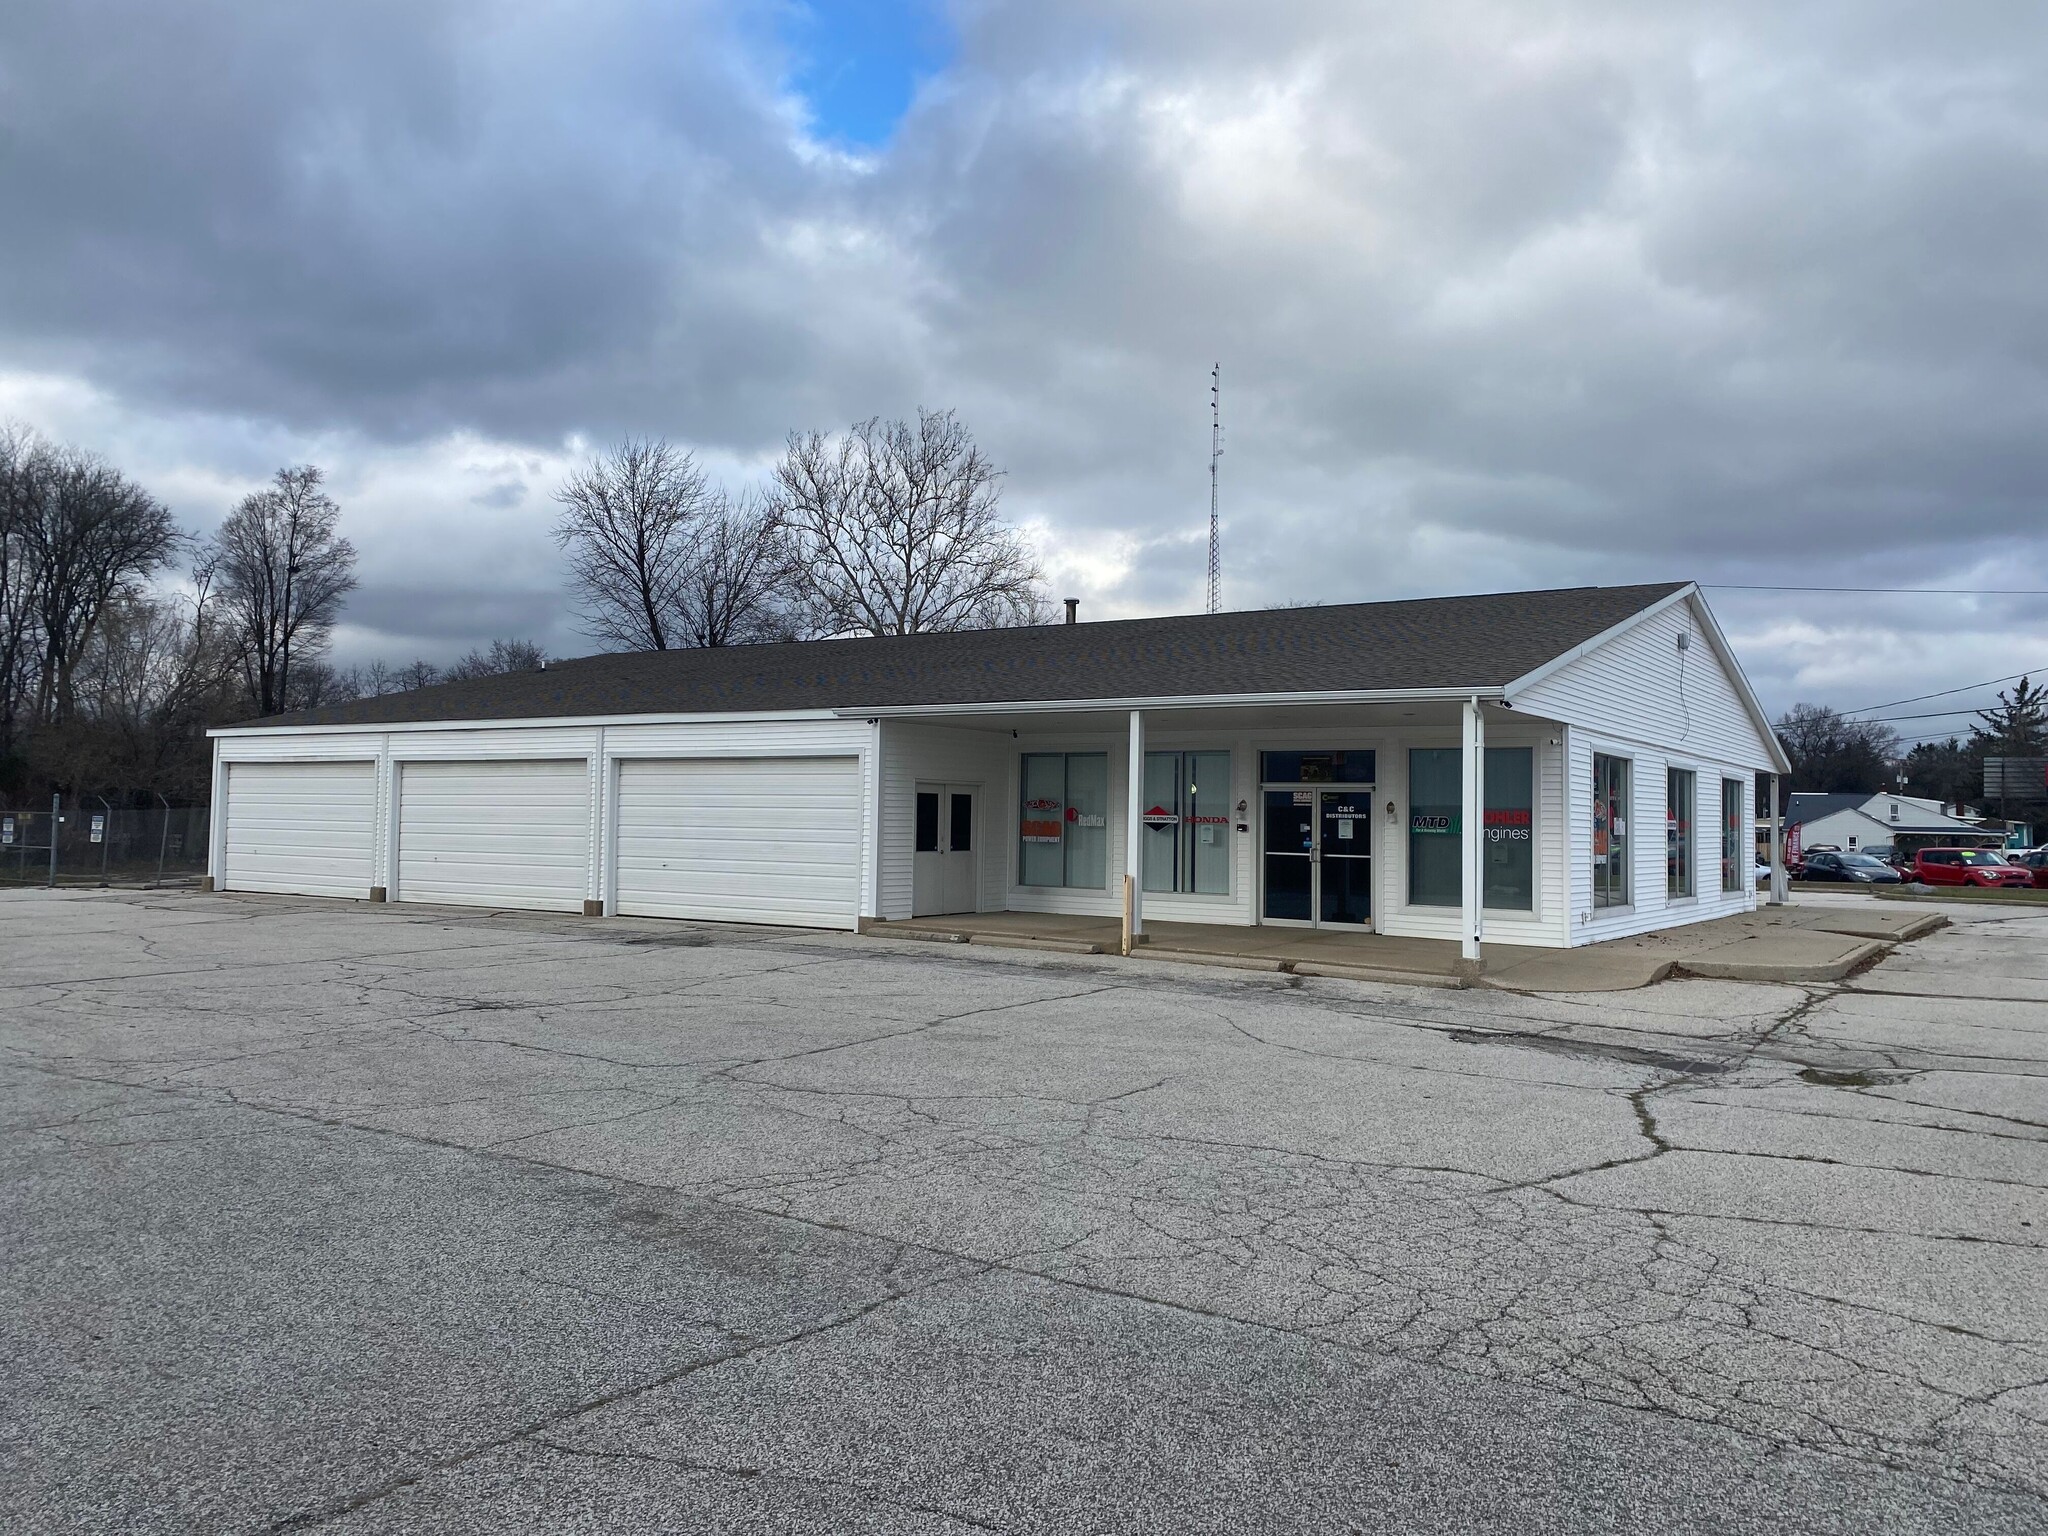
[1768,772,1786,906]
[586,726,607,917]
[1125,708,1146,951]
[372,733,396,902]
[1461,697,1485,963]
[206,739,227,890]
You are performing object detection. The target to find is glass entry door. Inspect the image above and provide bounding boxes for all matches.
[1261,788,1373,927]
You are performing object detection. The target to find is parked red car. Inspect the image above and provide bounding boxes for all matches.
[1912,848,2034,888]
[2011,849,2048,889]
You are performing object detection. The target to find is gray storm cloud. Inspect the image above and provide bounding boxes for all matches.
[1,0,2044,709]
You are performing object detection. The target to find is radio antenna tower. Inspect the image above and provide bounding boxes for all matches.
[1207,363,1223,614]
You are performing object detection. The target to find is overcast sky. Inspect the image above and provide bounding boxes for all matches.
[3,0,2045,739]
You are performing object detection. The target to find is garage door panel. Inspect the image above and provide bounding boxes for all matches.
[397,760,589,911]
[616,757,859,928]
[224,762,376,898]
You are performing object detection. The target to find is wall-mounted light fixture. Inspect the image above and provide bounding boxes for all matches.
[1385,799,1397,824]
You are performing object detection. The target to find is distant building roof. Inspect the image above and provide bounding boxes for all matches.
[1783,793,1870,829]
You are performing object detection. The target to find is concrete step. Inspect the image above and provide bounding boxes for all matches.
[1292,960,1467,990]
[1139,947,1289,973]
[972,933,1105,955]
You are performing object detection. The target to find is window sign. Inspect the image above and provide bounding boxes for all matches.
[1483,747,1533,911]
[1261,750,1375,784]
[1143,750,1230,894]
[1667,768,1696,898]
[1408,748,1463,907]
[1721,779,1744,893]
[1020,753,1108,888]
[1593,754,1631,908]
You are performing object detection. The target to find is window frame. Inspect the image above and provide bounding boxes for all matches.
[1142,749,1233,897]
[1721,778,1745,894]
[1016,751,1110,890]
[1481,745,1535,913]
[1592,752,1632,910]
[1667,766,1697,900]
[1407,746,1465,908]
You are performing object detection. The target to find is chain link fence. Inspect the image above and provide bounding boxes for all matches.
[0,802,211,887]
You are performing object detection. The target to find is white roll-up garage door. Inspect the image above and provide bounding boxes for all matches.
[397,759,590,912]
[615,757,861,929]
[223,761,376,898]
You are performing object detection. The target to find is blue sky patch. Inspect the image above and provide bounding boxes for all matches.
[780,0,952,147]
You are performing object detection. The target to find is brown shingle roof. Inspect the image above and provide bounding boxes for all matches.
[237,582,1690,729]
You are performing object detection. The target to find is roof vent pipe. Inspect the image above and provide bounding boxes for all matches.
[1064,598,1079,625]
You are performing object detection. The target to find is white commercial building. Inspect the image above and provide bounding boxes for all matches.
[208,582,1792,953]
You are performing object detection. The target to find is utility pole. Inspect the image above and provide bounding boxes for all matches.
[1207,363,1222,615]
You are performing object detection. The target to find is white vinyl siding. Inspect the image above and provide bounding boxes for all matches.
[614,756,861,929]
[877,722,1008,920]
[222,761,376,898]
[396,760,590,911]
[1511,596,1776,771]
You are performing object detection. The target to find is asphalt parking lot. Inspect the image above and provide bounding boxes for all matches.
[4,889,2046,1533]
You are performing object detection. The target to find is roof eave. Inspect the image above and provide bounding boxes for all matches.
[837,686,1509,720]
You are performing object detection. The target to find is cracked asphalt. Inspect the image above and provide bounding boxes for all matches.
[3,888,2046,1533]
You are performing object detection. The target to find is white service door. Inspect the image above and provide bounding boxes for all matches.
[911,783,979,916]
[222,761,376,898]
[397,759,590,911]
[615,756,861,929]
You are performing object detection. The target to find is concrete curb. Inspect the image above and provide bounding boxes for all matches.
[972,933,1106,956]
[1677,938,1891,984]
[1138,949,1289,973]
[1293,960,1467,989]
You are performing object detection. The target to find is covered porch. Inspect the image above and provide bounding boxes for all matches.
[863,682,1794,952]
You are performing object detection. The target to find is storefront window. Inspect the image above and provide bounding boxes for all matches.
[1142,751,1232,895]
[1408,748,1463,907]
[1593,754,1630,908]
[1721,779,1744,893]
[1668,768,1696,898]
[1483,748,1534,911]
[1019,753,1108,888]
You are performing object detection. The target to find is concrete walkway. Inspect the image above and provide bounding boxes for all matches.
[864,902,1946,991]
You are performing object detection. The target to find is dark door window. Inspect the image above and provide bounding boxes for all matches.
[915,792,940,853]
[949,792,973,853]
[1318,790,1373,925]
[1262,790,1314,921]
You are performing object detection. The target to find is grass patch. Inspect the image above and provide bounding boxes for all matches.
[1872,886,2048,906]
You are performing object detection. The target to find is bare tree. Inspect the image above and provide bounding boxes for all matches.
[552,439,713,652]
[2,429,182,740]
[210,466,358,716]
[672,491,799,648]
[443,638,547,682]
[52,573,240,797]
[393,659,442,692]
[0,424,42,758]
[771,410,1047,637]
[1774,704,1902,794]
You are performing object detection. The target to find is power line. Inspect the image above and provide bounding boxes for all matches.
[1839,664,2048,718]
[1705,584,2048,596]
[1859,706,1998,724]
